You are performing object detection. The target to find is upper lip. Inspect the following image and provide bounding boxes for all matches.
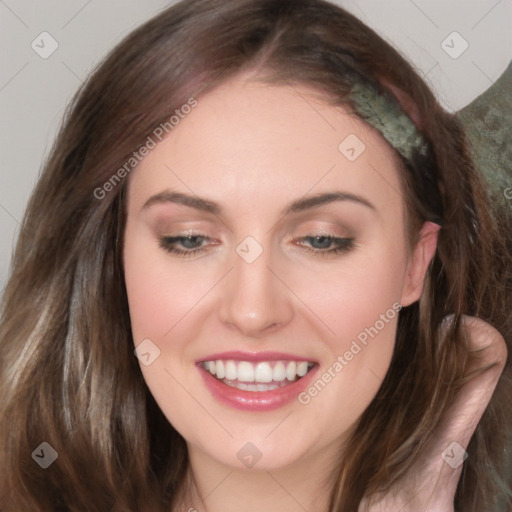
[196,351,317,363]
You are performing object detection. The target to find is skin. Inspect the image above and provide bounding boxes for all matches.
[360,315,507,511]
[122,73,505,511]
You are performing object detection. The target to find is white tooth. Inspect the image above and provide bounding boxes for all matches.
[223,381,274,392]
[209,361,216,375]
[272,361,286,381]
[216,360,225,379]
[225,360,237,380]
[297,361,308,377]
[237,361,255,382]
[204,361,210,371]
[286,361,297,381]
[254,362,273,383]
[258,383,279,391]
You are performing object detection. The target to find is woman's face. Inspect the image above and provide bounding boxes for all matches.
[123,74,437,472]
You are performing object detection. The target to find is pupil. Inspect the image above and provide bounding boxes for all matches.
[312,236,331,249]
[182,236,203,248]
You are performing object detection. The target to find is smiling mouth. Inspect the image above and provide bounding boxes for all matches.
[200,359,316,392]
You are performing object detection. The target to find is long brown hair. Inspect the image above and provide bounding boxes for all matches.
[1,0,510,510]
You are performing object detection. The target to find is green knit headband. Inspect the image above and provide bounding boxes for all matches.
[349,81,428,162]
[349,80,443,225]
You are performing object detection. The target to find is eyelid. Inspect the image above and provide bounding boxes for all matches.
[158,233,218,258]
[293,235,355,256]
[286,224,353,240]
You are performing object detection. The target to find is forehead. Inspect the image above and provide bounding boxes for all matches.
[126,74,405,223]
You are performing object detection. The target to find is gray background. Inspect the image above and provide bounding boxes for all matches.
[1,0,511,295]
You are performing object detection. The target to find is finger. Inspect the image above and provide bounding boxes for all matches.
[423,316,507,488]
[359,316,508,512]
[437,316,507,449]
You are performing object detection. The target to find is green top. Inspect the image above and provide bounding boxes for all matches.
[459,61,512,512]
[458,60,512,208]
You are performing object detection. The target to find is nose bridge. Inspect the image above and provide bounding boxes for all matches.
[218,234,294,336]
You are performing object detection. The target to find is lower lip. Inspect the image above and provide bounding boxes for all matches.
[197,364,318,411]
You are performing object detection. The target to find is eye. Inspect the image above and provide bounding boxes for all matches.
[158,233,355,258]
[295,235,355,256]
[159,234,214,257]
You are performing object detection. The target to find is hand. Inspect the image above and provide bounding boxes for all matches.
[359,315,508,512]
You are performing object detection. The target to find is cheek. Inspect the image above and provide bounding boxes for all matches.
[122,226,210,431]
[291,244,406,417]
[290,242,406,347]
[123,224,214,344]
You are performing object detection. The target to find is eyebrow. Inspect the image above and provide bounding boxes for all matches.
[141,190,376,216]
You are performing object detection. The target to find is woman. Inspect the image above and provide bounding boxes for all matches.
[0,0,510,510]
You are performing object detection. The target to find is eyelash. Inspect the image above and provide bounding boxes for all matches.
[159,234,355,258]
[296,235,355,256]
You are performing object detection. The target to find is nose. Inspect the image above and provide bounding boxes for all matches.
[218,239,295,338]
